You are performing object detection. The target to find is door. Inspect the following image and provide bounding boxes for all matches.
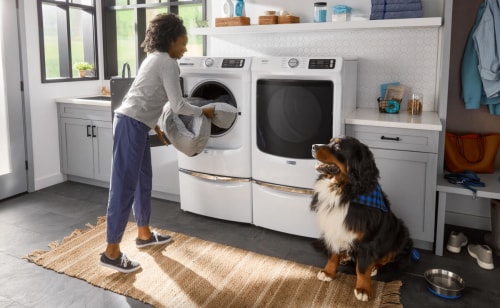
[92,120,112,182]
[60,118,94,179]
[371,148,438,244]
[255,79,334,159]
[0,0,27,199]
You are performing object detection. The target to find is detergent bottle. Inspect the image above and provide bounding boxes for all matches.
[221,0,234,18]
[234,0,245,17]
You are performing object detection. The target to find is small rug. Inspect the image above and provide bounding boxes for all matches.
[26,217,402,307]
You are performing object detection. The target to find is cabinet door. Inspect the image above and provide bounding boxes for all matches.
[151,146,179,195]
[371,148,437,243]
[60,118,94,178]
[92,120,113,182]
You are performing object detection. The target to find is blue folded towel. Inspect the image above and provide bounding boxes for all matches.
[371,10,423,20]
[372,3,422,12]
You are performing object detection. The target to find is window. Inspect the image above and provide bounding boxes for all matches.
[102,0,205,79]
[37,0,98,82]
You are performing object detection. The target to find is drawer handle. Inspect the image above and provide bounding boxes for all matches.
[381,136,400,141]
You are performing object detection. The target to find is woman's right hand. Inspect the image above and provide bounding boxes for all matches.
[202,105,216,119]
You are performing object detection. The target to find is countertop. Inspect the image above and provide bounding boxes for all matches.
[346,108,442,131]
[56,96,111,107]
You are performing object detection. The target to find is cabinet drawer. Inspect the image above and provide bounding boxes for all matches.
[58,103,111,122]
[346,125,439,153]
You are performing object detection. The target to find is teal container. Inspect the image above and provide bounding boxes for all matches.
[235,0,245,17]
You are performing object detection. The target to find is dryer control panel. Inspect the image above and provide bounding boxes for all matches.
[222,58,246,68]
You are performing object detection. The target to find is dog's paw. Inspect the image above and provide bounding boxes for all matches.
[316,271,333,282]
[354,288,370,302]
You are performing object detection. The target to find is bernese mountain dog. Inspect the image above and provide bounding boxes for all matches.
[310,136,412,302]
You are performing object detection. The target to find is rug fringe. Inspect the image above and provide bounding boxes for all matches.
[23,249,47,263]
[23,216,107,263]
[380,280,403,308]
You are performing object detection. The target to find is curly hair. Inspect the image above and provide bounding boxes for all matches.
[140,13,187,53]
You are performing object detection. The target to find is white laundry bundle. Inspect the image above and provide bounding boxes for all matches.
[158,97,237,157]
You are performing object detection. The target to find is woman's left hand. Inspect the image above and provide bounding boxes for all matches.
[202,106,216,119]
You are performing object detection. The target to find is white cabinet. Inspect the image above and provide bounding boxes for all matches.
[346,124,439,250]
[150,145,180,199]
[58,103,112,182]
[56,100,180,201]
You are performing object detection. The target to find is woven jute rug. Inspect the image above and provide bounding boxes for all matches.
[26,217,402,308]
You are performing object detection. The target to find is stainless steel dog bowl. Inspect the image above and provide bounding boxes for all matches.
[424,269,465,299]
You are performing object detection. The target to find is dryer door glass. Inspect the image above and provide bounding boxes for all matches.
[256,79,333,159]
[191,81,237,136]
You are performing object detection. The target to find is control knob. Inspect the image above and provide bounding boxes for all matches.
[204,58,214,67]
[288,58,299,68]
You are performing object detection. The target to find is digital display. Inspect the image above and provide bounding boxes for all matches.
[308,59,336,69]
[222,59,245,68]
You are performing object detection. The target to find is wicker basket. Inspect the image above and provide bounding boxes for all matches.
[215,17,251,27]
[278,15,300,24]
[377,98,401,114]
[258,15,278,25]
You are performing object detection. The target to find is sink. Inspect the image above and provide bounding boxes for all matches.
[79,96,111,101]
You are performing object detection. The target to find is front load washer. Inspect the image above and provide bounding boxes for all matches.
[177,57,252,223]
[251,57,358,237]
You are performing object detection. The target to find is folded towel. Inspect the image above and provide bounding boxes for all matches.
[372,3,422,12]
[371,10,423,20]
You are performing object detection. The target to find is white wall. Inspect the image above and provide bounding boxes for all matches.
[19,0,107,190]
[211,0,443,23]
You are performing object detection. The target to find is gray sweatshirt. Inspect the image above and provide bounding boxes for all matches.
[115,52,202,129]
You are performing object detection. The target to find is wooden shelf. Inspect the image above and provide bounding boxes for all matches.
[191,17,442,36]
[437,170,500,200]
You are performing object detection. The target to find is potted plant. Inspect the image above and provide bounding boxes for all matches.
[73,62,93,77]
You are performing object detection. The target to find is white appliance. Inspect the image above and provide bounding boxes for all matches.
[177,57,252,223]
[251,57,358,237]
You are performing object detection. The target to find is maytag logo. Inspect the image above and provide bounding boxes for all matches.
[286,160,296,165]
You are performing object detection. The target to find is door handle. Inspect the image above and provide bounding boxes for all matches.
[92,125,97,137]
[86,125,91,137]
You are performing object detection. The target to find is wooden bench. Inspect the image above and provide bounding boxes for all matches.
[435,171,500,256]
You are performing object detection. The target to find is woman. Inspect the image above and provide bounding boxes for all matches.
[99,13,215,273]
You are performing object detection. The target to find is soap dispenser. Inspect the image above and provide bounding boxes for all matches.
[222,0,234,18]
[234,0,245,17]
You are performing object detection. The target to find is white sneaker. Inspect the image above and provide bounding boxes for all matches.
[446,231,468,253]
[467,244,495,270]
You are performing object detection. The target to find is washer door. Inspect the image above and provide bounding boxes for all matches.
[191,81,237,136]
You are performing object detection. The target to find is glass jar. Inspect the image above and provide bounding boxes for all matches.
[332,5,352,22]
[314,2,327,23]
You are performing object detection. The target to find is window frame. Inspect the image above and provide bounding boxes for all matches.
[37,0,99,83]
[102,0,206,79]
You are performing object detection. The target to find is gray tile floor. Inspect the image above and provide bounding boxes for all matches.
[0,181,499,307]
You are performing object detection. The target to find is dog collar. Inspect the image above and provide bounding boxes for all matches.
[352,184,388,212]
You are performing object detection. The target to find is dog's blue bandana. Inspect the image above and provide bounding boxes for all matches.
[352,184,388,212]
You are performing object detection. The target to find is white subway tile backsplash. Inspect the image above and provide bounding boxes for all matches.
[208,28,439,111]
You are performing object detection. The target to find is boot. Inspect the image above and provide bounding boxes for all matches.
[484,199,500,256]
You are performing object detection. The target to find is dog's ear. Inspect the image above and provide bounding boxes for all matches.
[347,141,379,189]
